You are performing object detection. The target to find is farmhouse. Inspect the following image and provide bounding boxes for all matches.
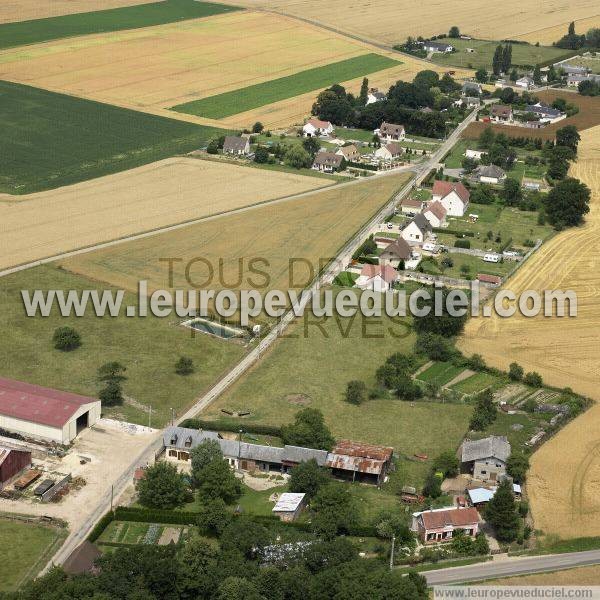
[461,96,481,108]
[401,213,432,244]
[164,427,221,462]
[461,435,511,483]
[272,492,306,522]
[432,181,470,217]
[0,377,101,444]
[336,144,360,162]
[422,41,454,53]
[375,121,405,141]
[524,102,566,124]
[380,238,412,264]
[0,446,32,489]
[366,89,387,104]
[559,63,590,76]
[490,104,513,123]
[355,263,398,292]
[222,136,250,156]
[326,440,393,484]
[411,507,480,544]
[312,151,344,172]
[566,73,600,87]
[303,118,334,137]
[473,164,506,184]
[401,198,424,215]
[422,200,447,228]
[462,81,482,96]
[375,142,403,161]
[465,148,485,160]
[515,76,534,90]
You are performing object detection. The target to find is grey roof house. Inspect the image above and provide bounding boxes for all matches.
[223,136,250,155]
[461,435,511,483]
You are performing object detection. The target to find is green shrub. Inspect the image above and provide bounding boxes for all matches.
[454,239,471,249]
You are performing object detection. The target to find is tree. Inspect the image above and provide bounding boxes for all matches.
[578,79,600,96]
[412,287,468,337]
[359,77,369,106]
[97,361,127,383]
[221,518,269,558]
[508,362,524,381]
[485,479,520,542]
[52,326,81,351]
[197,497,232,536]
[395,375,424,401]
[177,536,219,598]
[433,450,459,477]
[311,88,352,124]
[523,371,543,387]
[470,388,497,430]
[345,380,367,405]
[543,177,591,228]
[448,26,460,38]
[416,332,455,361]
[98,377,124,406]
[507,452,530,483]
[462,156,478,174]
[191,439,224,483]
[137,461,188,509]
[555,125,580,153]
[492,44,503,76]
[555,22,585,50]
[478,127,495,149]
[522,397,538,413]
[197,457,241,504]
[509,68,518,82]
[302,136,321,157]
[254,146,269,164]
[284,145,312,169]
[547,64,558,82]
[423,471,442,498]
[251,121,264,134]
[207,139,219,154]
[532,64,542,85]
[413,70,440,90]
[501,178,522,206]
[289,458,329,499]
[175,356,194,375]
[502,44,512,73]
[281,408,335,450]
[474,68,488,83]
[311,483,358,538]
[218,577,263,600]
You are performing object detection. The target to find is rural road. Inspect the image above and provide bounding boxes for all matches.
[425,550,600,585]
[40,104,483,573]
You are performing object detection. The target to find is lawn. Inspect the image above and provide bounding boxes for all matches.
[0,518,66,591]
[171,53,401,119]
[332,271,359,287]
[430,37,574,70]
[450,372,504,395]
[201,303,472,486]
[416,361,466,386]
[0,0,240,50]
[0,81,226,194]
[0,265,246,426]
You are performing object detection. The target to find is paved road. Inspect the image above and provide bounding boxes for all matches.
[425,550,600,585]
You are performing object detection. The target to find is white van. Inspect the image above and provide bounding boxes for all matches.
[422,242,439,253]
[483,253,501,263]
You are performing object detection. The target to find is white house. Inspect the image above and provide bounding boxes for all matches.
[431,180,470,217]
[515,76,535,90]
[422,41,454,53]
[354,264,397,292]
[401,213,432,244]
[303,118,334,137]
[473,164,506,184]
[312,151,343,173]
[422,201,447,228]
[336,144,360,162]
[375,142,403,161]
[465,148,486,160]
[375,121,406,142]
[400,198,424,215]
[366,89,387,105]
[222,136,250,155]
[490,104,513,123]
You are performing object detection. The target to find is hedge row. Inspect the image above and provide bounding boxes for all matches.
[88,511,115,542]
[433,228,475,238]
[115,507,199,525]
[179,418,282,437]
[347,161,378,171]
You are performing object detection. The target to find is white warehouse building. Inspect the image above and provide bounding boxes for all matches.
[0,377,101,444]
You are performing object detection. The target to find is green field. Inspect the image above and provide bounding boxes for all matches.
[202,300,472,485]
[171,53,401,119]
[416,361,466,386]
[430,38,573,70]
[0,0,240,50]
[450,372,503,395]
[0,518,66,591]
[0,81,226,194]
[0,265,245,426]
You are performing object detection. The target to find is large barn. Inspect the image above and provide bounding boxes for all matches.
[0,377,101,445]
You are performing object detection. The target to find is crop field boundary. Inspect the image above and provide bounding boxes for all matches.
[171,53,401,118]
[0,0,242,50]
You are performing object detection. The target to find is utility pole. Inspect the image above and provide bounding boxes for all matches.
[148,405,151,429]
[389,534,395,571]
[110,484,114,512]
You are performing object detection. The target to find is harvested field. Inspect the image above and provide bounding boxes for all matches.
[0,80,226,194]
[0,0,239,50]
[0,1,153,24]
[0,157,331,271]
[0,11,469,129]
[488,565,600,584]
[463,91,600,141]
[459,125,600,538]
[58,172,412,296]
[216,0,600,47]
[515,16,600,45]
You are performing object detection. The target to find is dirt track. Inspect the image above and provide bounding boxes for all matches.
[0,157,331,270]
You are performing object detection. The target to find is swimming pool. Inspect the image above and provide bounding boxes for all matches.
[182,317,246,340]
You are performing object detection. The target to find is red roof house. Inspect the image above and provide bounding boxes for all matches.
[412,507,480,543]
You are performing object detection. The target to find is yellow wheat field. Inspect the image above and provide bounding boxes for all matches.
[515,15,600,45]
[459,126,600,539]
[0,10,469,129]
[488,565,600,585]
[0,158,332,270]
[216,0,600,47]
[0,0,150,23]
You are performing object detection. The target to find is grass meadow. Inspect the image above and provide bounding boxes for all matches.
[0,81,226,194]
[171,53,401,119]
[0,0,240,50]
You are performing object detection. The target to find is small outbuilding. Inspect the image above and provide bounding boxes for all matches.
[0,446,32,489]
[272,492,306,522]
[326,440,393,484]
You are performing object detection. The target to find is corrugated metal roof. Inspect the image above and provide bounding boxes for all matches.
[461,436,511,463]
[272,493,305,512]
[332,440,393,461]
[326,452,387,475]
[0,377,98,429]
[282,445,328,466]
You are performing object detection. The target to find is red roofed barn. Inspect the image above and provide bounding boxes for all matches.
[0,377,101,444]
